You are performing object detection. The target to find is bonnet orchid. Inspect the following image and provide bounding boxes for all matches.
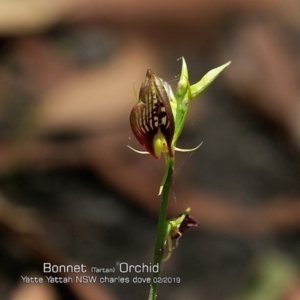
[128,57,230,300]
[130,69,175,159]
[129,58,230,160]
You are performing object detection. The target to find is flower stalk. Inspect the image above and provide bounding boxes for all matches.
[148,155,174,300]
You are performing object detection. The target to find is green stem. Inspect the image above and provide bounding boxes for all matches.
[148,156,174,300]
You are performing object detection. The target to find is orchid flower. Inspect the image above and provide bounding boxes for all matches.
[130,69,175,159]
[129,58,231,159]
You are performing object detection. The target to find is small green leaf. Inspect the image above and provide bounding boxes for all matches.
[188,61,231,100]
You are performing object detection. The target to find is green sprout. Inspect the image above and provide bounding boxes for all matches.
[129,57,230,300]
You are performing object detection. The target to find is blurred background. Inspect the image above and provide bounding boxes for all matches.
[1,1,300,299]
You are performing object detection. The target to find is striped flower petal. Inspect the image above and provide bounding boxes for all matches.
[130,69,175,159]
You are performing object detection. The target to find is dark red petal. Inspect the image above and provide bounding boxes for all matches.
[130,101,159,159]
[171,214,199,240]
[129,69,175,159]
